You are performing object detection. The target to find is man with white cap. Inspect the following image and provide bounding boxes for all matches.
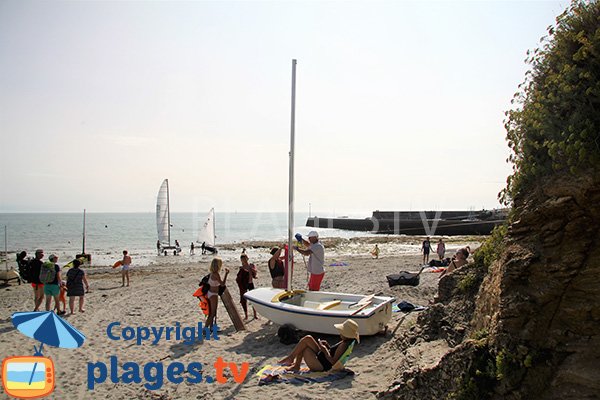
[295,230,325,291]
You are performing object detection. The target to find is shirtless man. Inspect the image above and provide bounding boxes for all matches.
[121,250,132,287]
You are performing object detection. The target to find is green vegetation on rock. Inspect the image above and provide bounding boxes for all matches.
[500,0,600,206]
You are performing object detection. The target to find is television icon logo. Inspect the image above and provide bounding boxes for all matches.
[2,356,55,399]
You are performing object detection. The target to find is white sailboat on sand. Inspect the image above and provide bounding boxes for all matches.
[196,208,218,254]
[156,179,180,255]
[244,60,395,336]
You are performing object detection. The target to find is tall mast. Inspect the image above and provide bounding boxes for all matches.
[212,208,216,246]
[287,59,297,291]
[166,179,171,246]
[82,209,86,254]
[4,226,7,272]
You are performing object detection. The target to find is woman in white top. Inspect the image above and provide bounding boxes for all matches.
[206,258,229,329]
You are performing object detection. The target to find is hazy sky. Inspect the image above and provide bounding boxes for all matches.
[0,0,567,214]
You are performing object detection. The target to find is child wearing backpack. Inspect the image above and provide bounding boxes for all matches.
[42,254,62,312]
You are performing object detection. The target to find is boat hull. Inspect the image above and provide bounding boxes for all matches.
[244,287,394,335]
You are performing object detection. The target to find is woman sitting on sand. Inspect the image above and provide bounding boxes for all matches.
[206,258,229,329]
[439,247,469,278]
[278,319,359,372]
[268,247,286,289]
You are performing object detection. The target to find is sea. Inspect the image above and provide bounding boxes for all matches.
[0,212,378,267]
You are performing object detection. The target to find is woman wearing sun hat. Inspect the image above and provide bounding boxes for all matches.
[278,319,360,372]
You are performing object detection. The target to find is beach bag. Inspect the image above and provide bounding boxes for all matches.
[387,267,425,287]
[18,257,34,283]
[278,324,301,345]
[39,261,56,284]
[386,272,420,287]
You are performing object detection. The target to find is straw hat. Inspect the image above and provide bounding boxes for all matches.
[334,319,360,343]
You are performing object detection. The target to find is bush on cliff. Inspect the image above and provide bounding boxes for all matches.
[500,0,600,206]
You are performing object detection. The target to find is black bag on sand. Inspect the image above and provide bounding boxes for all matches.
[386,266,425,287]
[278,324,301,345]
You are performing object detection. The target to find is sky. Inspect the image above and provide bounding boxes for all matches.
[0,0,568,215]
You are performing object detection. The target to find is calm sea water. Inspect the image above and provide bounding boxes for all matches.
[0,212,375,267]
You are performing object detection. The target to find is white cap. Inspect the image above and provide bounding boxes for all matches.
[307,231,319,238]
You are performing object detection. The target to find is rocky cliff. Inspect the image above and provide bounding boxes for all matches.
[380,173,600,400]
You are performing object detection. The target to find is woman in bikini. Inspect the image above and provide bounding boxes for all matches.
[439,247,469,278]
[268,247,286,289]
[278,319,360,372]
[206,258,229,330]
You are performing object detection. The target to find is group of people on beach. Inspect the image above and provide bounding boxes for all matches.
[18,248,134,315]
[421,237,447,264]
[201,230,326,325]
[201,232,358,374]
[18,249,89,315]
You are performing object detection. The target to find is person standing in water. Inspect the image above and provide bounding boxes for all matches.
[121,250,132,287]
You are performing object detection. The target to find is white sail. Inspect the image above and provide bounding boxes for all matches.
[197,208,215,247]
[156,179,171,247]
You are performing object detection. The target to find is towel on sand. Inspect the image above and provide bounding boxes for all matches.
[257,364,354,385]
[328,262,349,267]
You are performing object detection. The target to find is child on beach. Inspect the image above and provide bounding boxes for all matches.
[436,238,446,260]
[236,254,258,320]
[206,258,229,329]
[66,259,89,314]
[371,244,380,259]
[57,280,67,315]
[121,250,131,287]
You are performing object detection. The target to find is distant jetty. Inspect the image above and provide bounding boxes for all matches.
[306,209,507,236]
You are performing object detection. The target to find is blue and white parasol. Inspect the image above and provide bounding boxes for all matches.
[11,311,86,352]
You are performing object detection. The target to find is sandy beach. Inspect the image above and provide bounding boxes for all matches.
[0,237,479,399]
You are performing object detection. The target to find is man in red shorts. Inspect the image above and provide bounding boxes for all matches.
[295,231,325,291]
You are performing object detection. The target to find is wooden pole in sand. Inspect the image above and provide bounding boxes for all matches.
[287,59,297,291]
[4,225,7,272]
[82,209,86,255]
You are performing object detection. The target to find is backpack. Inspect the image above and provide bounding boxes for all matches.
[278,324,301,345]
[199,274,210,295]
[17,256,34,283]
[39,262,57,284]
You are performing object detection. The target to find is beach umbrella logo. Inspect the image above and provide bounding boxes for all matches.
[1,311,86,399]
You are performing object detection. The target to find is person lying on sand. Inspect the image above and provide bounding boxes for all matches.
[278,319,359,372]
